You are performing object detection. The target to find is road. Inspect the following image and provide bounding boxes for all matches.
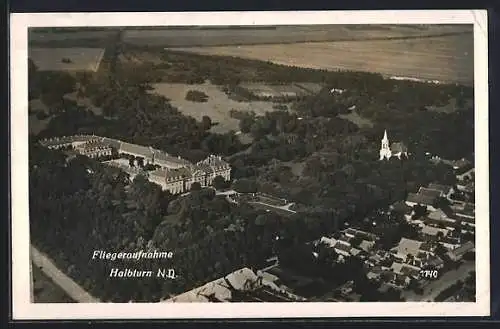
[402,260,475,301]
[31,245,100,303]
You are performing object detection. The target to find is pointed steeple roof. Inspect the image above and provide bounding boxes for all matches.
[382,129,388,141]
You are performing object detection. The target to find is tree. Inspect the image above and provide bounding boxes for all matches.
[212,175,227,190]
[413,204,428,218]
[185,90,209,102]
[232,178,258,193]
[137,157,145,168]
[239,116,255,133]
[201,116,212,130]
[434,243,448,258]
[191,182,202,191]
[350,236,363,248]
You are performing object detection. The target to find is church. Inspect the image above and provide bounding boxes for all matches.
[379,130,408,160]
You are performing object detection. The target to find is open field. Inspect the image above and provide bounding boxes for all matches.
[122,25,472,47]
[151,82,285,134]
[32,263,75,303]
[168,34,473,86]
[29,29,119,41]
[29,29,120,47]
[29,47,106,72]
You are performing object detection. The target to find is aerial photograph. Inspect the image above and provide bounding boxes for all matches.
[28,24,476,303]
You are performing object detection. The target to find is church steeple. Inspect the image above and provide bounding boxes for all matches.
[379,129,392,160]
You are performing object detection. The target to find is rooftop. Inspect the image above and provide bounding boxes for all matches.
[391,238,423,258]
[418,187,443,198]
[421,225,448,236]
[448,241,475,257]
[428,183,453,194]
[390,142,408,154]
[119,142,153,157]
[406,192,437,206]
[427,209,453,222]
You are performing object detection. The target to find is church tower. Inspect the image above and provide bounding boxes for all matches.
[379,129,392,160]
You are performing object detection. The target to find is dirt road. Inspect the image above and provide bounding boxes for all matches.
[31,245,100,303]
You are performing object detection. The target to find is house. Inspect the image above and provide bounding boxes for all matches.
[390,238,423,261]
[440,237,462,251]
[421,225,449,240]
[393,262,421,280]
[427,209,456,224]
[342,228,377,241]
[453,203,475,220]
[358,240,375,252]
[319,236,338,248]
[446,241,475,261]
[418,187,444,199]
[350,248,362,257]
[457,180,475,193]
[419,242,435,254]
[428,183,454,198]
[334,242,352,257]
[405,192,438,211]
[423,255,445,270]
[455,164,475,182]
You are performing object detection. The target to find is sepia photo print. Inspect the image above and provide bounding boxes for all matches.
[10,10,489,319]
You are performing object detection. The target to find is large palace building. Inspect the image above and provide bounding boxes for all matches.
[40,135,231,194]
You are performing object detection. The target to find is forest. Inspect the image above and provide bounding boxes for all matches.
[28,45,474,301]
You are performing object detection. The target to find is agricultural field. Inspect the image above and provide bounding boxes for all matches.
[118,48,166,65]
[121,24,472,47]
[29,29,119,47]
[168,33,474,86]
[150,82,285,134]
[239,82,323,98]
[29,48,106,72]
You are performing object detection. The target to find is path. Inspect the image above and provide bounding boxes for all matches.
[31,245,100,303]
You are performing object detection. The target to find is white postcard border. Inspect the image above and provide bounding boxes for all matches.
[10,10,490,319]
